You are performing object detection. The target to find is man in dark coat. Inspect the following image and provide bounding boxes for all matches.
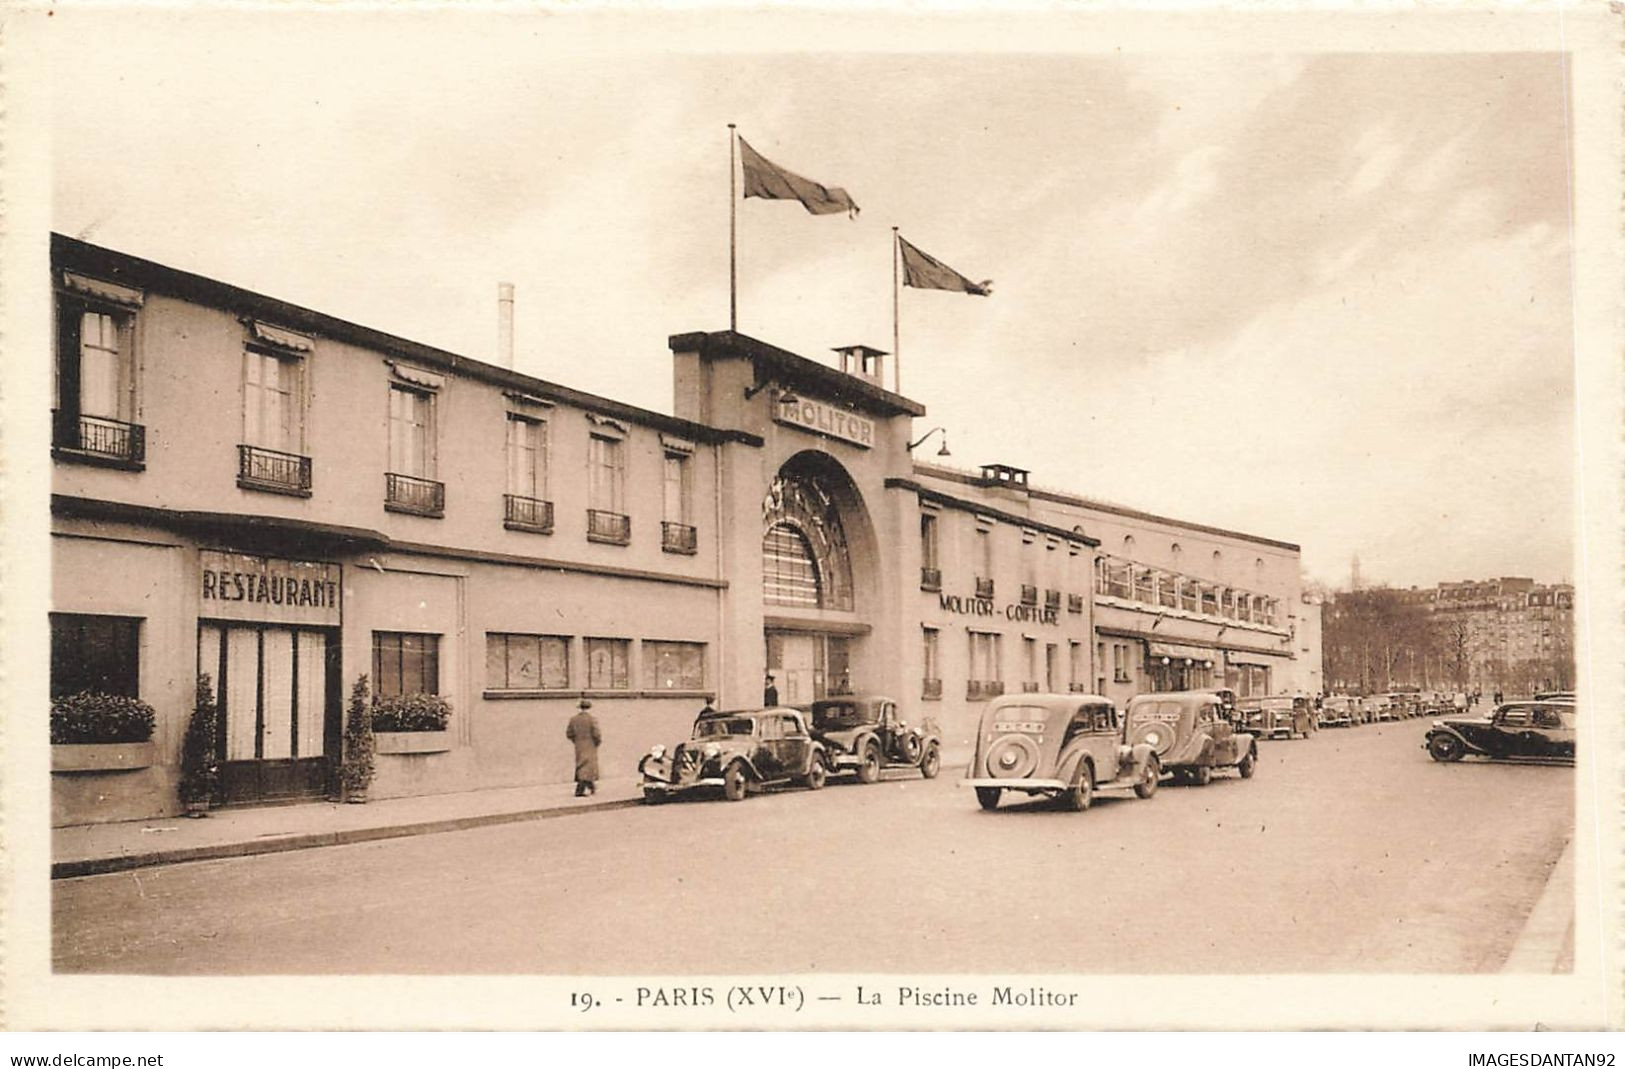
[566,699,601,797]
[763,674,779,707]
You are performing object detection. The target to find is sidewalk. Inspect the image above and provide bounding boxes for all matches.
[52,776,645,879]
[1501,835,1576,973]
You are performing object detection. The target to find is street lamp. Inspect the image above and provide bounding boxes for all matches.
[907,426,952,457]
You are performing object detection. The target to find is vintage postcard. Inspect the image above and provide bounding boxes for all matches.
[1,0,1620,1035]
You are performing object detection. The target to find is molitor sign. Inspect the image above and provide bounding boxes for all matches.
[774,396,875,449]
[939,593,1060,626]
[199,550,342,627]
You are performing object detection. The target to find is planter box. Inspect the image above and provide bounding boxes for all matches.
[51,741,157,772]
[374,731,451,755]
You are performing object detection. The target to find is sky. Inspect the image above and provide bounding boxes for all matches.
[42,9,1578,590]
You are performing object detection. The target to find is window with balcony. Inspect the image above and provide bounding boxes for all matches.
[386,384,442,516]
[240,340,311,496]
[919,513,941,591]
[54,283,144,469]
[975,526,994,598]
[587,433,629,544]
[661,451,696,554]
[968,630,1002,699]
[922,627,941,700]
[645,640,705,691]
[497,413,551,532]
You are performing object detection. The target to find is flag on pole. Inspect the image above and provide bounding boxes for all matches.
[738,136,859,218]
[898,235,992,296]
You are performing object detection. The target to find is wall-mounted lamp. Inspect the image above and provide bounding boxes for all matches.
[744,380,799,407]
[907,426,952,457]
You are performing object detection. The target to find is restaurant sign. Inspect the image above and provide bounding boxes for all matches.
[199,550,342,627]
[774,397,875,449]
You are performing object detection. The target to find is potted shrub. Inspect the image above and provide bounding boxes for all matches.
[179,675,221,815]
[371,692,452,754]
[50,690,158,773]
[341,675,375,803]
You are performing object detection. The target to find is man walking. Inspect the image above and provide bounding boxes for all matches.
[566,698,601,797]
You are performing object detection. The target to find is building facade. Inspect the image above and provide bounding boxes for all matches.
[48,235,1315,825]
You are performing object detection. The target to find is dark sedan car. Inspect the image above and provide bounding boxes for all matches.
[1424,701,1575,764]
[638,707,829,802]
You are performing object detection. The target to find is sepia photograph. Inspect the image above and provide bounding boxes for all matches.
[2,0,1620,1036]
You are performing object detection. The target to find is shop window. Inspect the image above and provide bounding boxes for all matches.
[586,637,631,690]
[54,289,144,467]
[373,631,440,697]
[50,613,140,699]
[485,633,568,691]
[645,640,705,691]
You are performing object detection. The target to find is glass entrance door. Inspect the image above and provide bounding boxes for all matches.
[199,623,337,804]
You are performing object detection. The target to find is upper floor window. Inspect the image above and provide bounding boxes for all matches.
[389,385,437,479]
[507,415,548,499]
[589,433,625,514]
[54,275,145,467]
[919,512,940,590]
[240,337,312,495]
[663,451,691,525]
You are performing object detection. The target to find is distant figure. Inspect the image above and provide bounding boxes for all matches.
[566,699,601,798]
[763,674,779,707]
[699,694,718,717]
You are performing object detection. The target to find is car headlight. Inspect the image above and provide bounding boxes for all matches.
[703,743,721,760]
[650,744,666,760]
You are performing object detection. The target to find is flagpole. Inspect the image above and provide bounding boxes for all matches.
[728,123,738,332]
[891,227,901,395]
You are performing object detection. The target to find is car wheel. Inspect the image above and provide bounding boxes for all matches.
[1237,747,1257,779]
[804,755,827,791]
[919,743,941,780]
[975,786,1002,811]
[1134,758,1160,799]
[642,787,666,805]
[856,742,882,785]
[722,762,749,801]
[1191,763,1213,787]
[1065,763,1094,812]
[1427,733,1466,763]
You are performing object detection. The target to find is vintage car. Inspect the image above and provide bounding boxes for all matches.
[1125,690,1258,785]
[1373,694,1404,722]
[1237,694,1311,739]
[638,707,829,802]
[808,695,942,782]
[1320,695,1358,728]
[964,693,1160,812]
[1195,687,1239,721]
[1424,701,1576,764]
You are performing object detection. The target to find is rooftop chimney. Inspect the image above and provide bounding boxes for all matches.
[497,282,515,369]
[831,344,887,389]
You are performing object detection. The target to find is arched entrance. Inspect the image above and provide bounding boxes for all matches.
[760,451,877,705]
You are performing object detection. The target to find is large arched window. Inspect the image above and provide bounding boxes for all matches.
[761,467,854,610]
[763,523,822,607]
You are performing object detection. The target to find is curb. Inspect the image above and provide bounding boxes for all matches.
[52,796,643,880]
[1500,836,1575,973]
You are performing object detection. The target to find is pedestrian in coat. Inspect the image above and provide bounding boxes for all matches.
[566,699,601,797]
[763,674,780,707]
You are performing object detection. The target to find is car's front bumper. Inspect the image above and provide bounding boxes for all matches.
[962,777,1067,792]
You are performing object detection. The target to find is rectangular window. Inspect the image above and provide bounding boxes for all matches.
[644,640,705,691]
[484,633,569,690]
[1070,641,1086,692]
[920,513,941,590]
[506,415,547,500]
[373,631,440,698]
[969,631,1003,684]
[388,385,436,478]
[585,637,631,690]
[589,434,625,513]
[923,628,940,682]
[662,452,690,525]
[50,613,141,699]
[55,298,144,465]
[1023,637,1039,690]
[1113,643,1129,683]
[244,349,306,454]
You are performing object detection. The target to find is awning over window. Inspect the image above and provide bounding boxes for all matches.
[387,361,445,391]
[62,271,144,308]
[1148,642,1217,664]
[1226,648,1285,667]
[249,320,314,353]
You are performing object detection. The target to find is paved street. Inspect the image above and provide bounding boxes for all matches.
[53,721,1572,974]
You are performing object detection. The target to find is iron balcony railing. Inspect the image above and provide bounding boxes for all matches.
[1020,584,1038,606]
[661,521,697,554]
[587,509,631,545]
[967,679,1006,701]
[920,567,942,592]
[385,472,445,517]
[237,444,312,495]
[922,678,943,700]
[53,411,145,467]
[504,494,554,533]
[974,577,995,599]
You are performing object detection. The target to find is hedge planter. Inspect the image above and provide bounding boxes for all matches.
[374,731,452,755]
[52,741,157,773]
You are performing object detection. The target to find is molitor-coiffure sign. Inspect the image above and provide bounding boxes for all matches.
[938,593,1060,626]
[774,396,875,449]
[199,550,342,627]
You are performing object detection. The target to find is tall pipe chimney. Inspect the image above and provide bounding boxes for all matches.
[497,282,515,369]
